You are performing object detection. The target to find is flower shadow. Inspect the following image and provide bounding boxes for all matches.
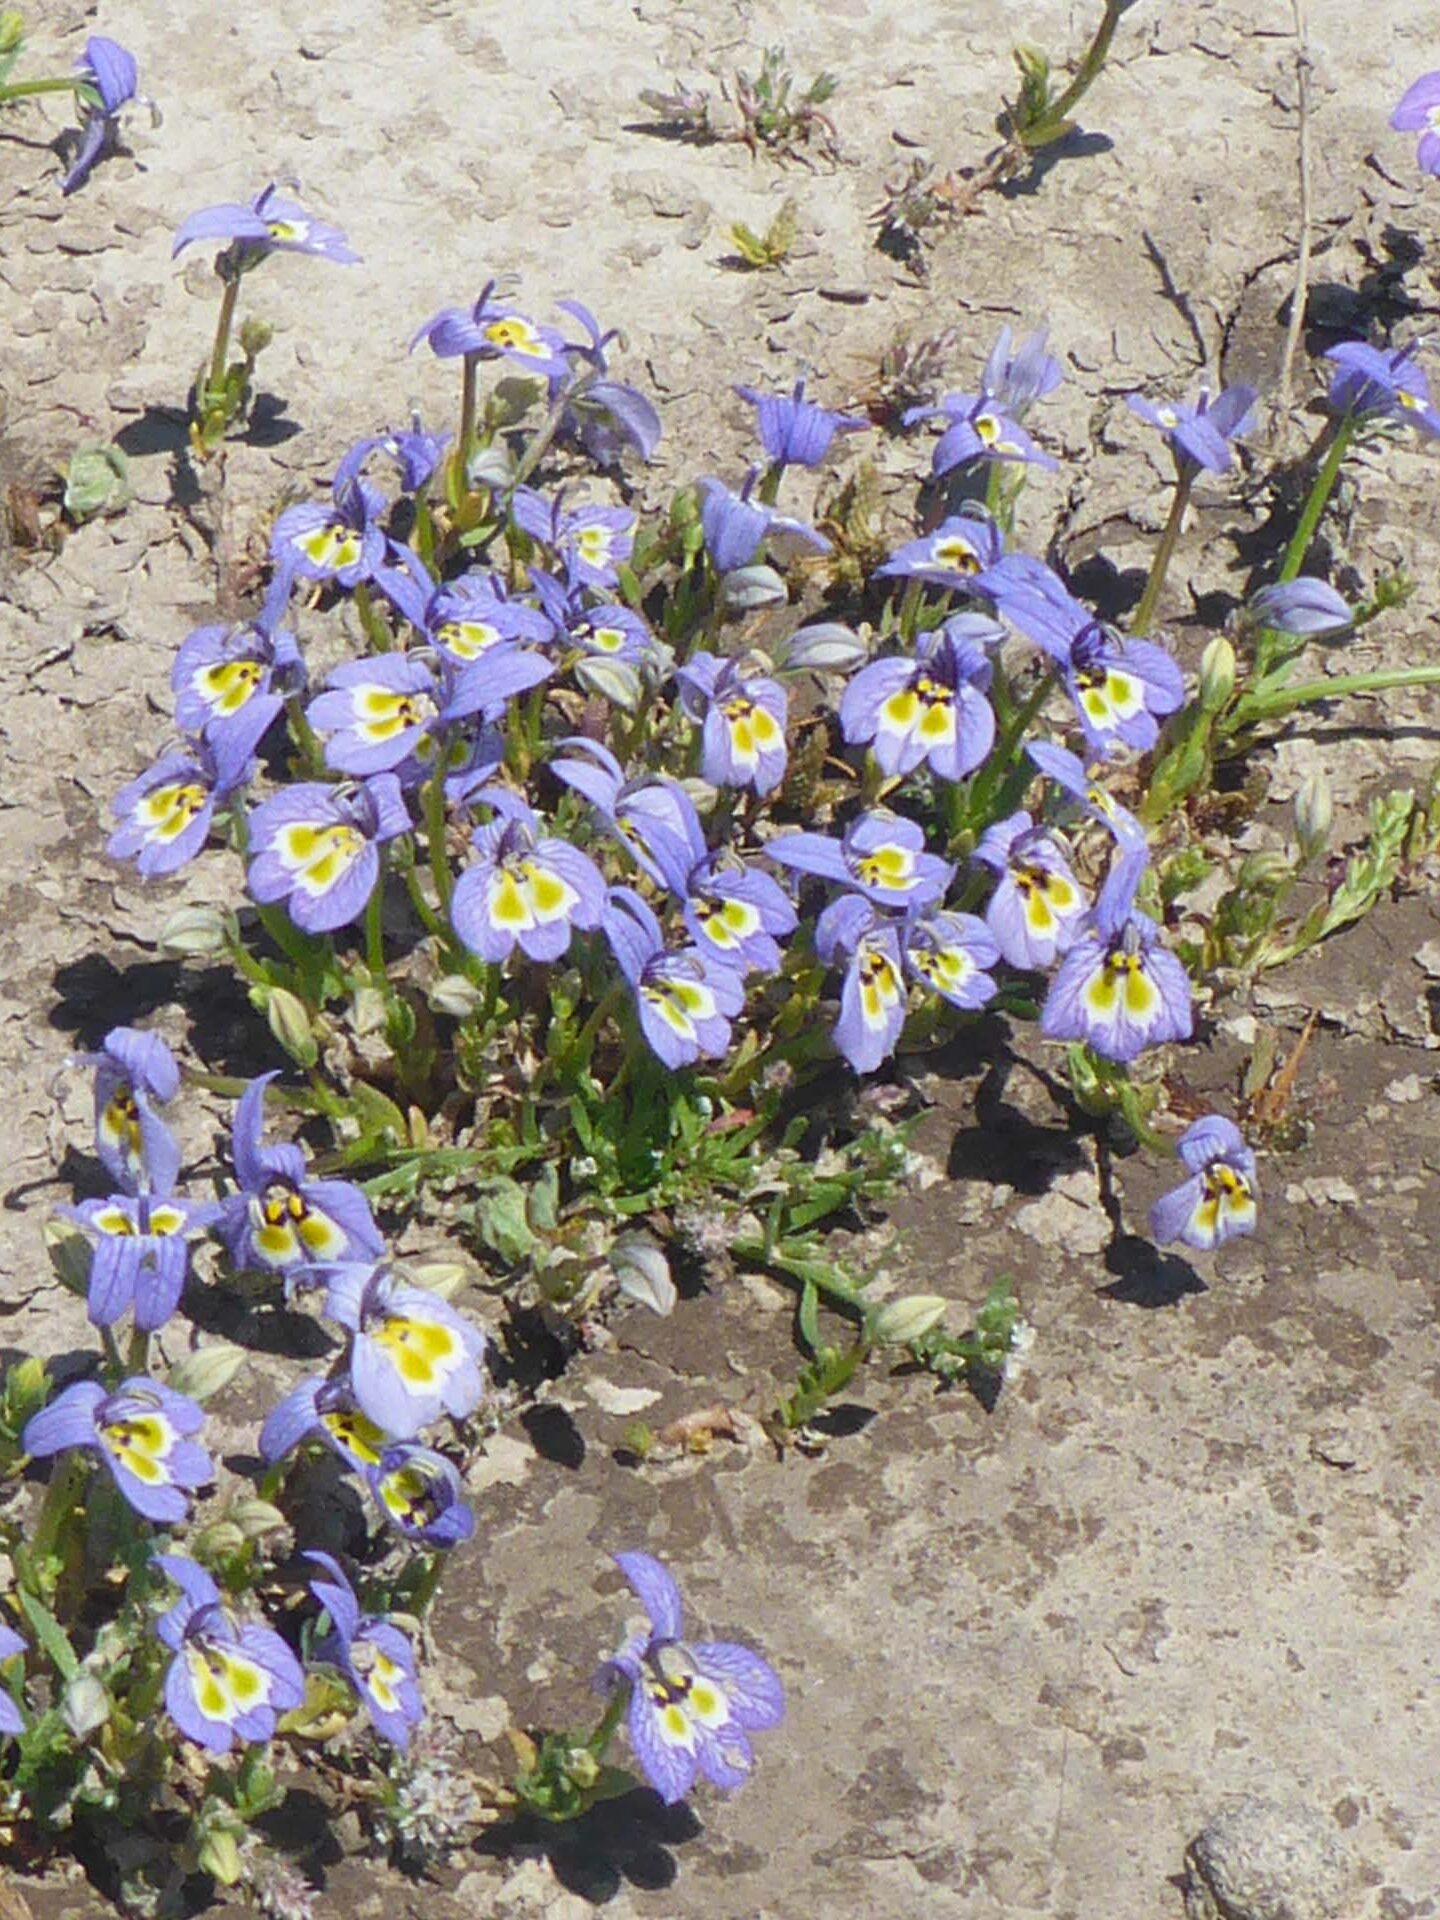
[477,1789,702,1904]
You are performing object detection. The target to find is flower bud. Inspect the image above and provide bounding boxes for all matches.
[264,987,318,1068]
[231,1498,288,1539]
[776,622,869,674]
[1198,635,1236,712]
[869,1293,949,1347]
[429,973,484,1018]
[1247,578,1354,641]
[575,655,642,711]
[62,1672,111,1741]
[191,1520,245,1561]
[1237,850,1294,893]
[721,563,788,611]
[158,904,234,956]
[1294,770,1333,863]
[466,442,515,490]
[611,1233,676,1317]
[167,1343,247,1404]
[237,317,273,358]
[0,12,26,53]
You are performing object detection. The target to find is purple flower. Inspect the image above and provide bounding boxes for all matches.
[972,811,1088,969]
[324,1264,487,1439]
[840,618,997,781]
[603,888,745,1069]
[306,1553,424,1748]
[64,1189,217,1334]
[1149,1114,1258,1250]
[815,895,907,1073]
[246,774,411,934]
[553,300,662,466]
[1126,383,1256,474]
[551,740,699,886]
[1246,578,1354,641]
[675,651,789,795]
[108,740,247,878]
[511,489,636,591]
[451,787,607,964]
[172,618,303,770]
[1040,846,1193,1063]
[217,1074,384,1281]
[155,1556,304,1753]
[621,779,795,973]
[366,1443,475,1546]
[981,325,1063,417]
[0,1625,26,1737]
[270,477,387,592]
[23,1378,212,1525]
[904,391,1057,477]
[596,1551,785,1806]
[334,419,451,496]
[734,379,867,469]
[1025,739,1147,849]
[875,512,1006,590]
[901,908,999,1011]
[84,1027,181,1197]
[410,281,568,377]
[61,36,139,196]
[259,1373,394,1471]
[696,475,830,576]
[305,651,550,779]
[172,183,360,265]
[1324,340,1440,436]
[769,810,953,911]
[1391,72,1440,177]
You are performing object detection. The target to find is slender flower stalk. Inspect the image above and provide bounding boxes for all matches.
[1277,418,1352,583]
[1129,466,1193,636]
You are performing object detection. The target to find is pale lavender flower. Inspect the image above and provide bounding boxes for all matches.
[64,1188,217,1334]
[734,379,867,469]
[1391,72,1440,177]
[323,1264,486,1439]
[875,511,1005,590]
[155,1556,303,1753]
[1126,383,1256,473]
[172,183,360,264]
[901,907,999,1011]
[84,1026,181,1197]
[367,1443,475,1547]
[510,488,636,589]
[306,650,550,780]
[450,787,607,965]
[61,36,138,195]
[769,810,953,910]
[1026,738,1148,849]
[335,419,451,496]
[306,1553,424,1748]
[1040,846,1192,1062]
[0,1626,26,1737]
[246,774,411,934]
[972,811,1088,969]
[676,652,789,795]
[981,324,1063,416]
[270,478,386,591]
[553,299,662,465]
[904,390,1057,476]
[814,895,907,1074]
[172,618,303,770]
[23,1379,212,1525]
[1246,578,1354,641]
[595,1552,785,1805]
[259,1373,393,1473]
[603,887,744,1069]
[1324,340,1440,435]
[696,474,830,575]
[840,617,997,781]
[631,781,796,973]
[108,740,248,878]
[410,280,567,376]
[1149,1115,1258,1250]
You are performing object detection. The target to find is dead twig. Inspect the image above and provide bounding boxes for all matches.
[1275,0,1313,433]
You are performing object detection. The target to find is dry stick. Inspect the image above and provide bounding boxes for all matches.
[1275,0,1313,433]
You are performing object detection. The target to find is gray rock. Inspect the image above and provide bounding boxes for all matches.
[1182,1797,1355,1920]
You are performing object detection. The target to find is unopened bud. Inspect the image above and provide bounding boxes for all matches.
[167,1343,246,1404]
[158,904,233,957]
[721,563,788,611]
[0,11,26,53]
[1295,771,1333,862]
[237,317,273,358]
[264,987,318,1067]
[428,973,484,1018]
[776,621,869,674]
[231,1498,287,1540]
[466,442,515,490]
[192,1520,245,1561]
[1247,578,1354,641]
[62,1672,111,1741]
[869,1293,949,1347]
[1198,635,1236,712]
[565,1748,601,1790]
[1237,850,1293,893]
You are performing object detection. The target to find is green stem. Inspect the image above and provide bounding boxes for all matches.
[285,693,325,776]
[965,667,1057,826]
[0,76,86,102]
[206,275,242,400]
[1129,464,1194,636]
[353,582,391,652]
[731,1237,870,1319]
[407,1550,447,1619]
[25,1453,89,1585]
[1038,0,1124,134]
[364,852,387,981]
[456,351,479,496]
[126,1325,150,1377]
[422,773,454,919]
[395,840,449,941]
[1277,417,1353,583]
[506,386,582,504]
[586,1680,631,1759]
[1224,663,1440,736]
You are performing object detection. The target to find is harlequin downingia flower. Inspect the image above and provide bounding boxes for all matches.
[334,416,451,496]
[259,1372,393,1472]
[375,553,550,662]
[1126,382,1257,474]
[875,511,1005,591]
[61,36,139,196]
[552,298,663,466]
[1391,73,1440,178]
[511,488,637,590]
[980,324,1063,417]
[733,378,867,469]
[814,894,907,1074]
[366,1442,475,1546]
[0,1624,27,1737]
[839,615,999,782]
[675,651,789,795]
[172,617,304,770]
[1324,339,1440,437]
[695,473,830,576]
[631,779,797,975]
[450,787,607,965]
[1025,739,1147,851]
[596,1552,785,1806]
[901,907,999,1012]
[972,810,1088,970]
[246,773,411,934]
[108,738,249,878]
[23,1378,213,1525]
[1040,845,1192,1063]
[769,810,953,911]
[1150,1115,1258,1250]
[903,388,1057,477]
[270,476,387,591]
[410,280,568,377]
[603,887,745,1070]
[307,648,552,780]
[155,1556,304,1754]
[172,183,360,265]
[306,1553,424,1748]
[63,1186,217,1334]
[324,1265,487,1439]
[217,1074,383,1282]
[84,1026,181,1197]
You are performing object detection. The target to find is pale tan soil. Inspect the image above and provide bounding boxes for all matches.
[2,2,1439,1916]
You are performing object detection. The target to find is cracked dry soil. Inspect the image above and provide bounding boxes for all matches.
[2,2,1439,1916]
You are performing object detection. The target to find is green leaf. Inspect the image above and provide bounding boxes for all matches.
[64,441,132,522]
[469,1177,538,1264]
[797,1278,820,1356]
[16,1587,79,1681]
